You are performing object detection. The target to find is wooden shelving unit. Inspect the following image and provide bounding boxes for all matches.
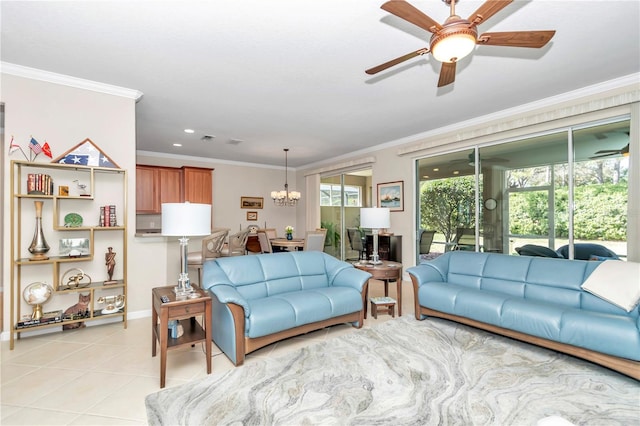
[10,160,128,349]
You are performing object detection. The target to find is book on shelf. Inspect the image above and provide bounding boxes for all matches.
[16,310,63,329]
[99,205,117,227]
[370,296,396,304]
[26,173,54,195]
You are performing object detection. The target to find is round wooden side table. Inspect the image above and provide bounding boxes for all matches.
[353,260,403,317]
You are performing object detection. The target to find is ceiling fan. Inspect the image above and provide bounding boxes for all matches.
[366,0,556,87]
[590,144,630,159]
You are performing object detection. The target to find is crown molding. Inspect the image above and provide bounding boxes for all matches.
[1,62,144,101]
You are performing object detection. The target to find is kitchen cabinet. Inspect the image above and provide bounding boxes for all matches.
[136,166,159,213]
[136,165,212,213]
[182,167,212,204]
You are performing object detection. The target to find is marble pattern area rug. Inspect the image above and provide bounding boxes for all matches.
[146,317,639,425]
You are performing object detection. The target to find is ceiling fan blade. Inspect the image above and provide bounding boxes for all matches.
[478,31,556,48]
[467,0,513,27]
[594,150,619,154]
[365,48,429,75]
[437,62,456,87]
[381,0,443,33]
[589,153,616,159]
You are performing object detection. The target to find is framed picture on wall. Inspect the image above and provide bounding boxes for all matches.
[246,211,258,221]
[240,196,264,209]
[377,181,404,212]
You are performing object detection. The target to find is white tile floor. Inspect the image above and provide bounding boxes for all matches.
[1,279,412,425]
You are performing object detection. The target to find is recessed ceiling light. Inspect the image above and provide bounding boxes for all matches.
[433,168,439,172]
[453,170,459,175]
[184,129,195,134]
[173,143,182,147]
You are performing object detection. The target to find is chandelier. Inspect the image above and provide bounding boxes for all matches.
[271,148,301,207]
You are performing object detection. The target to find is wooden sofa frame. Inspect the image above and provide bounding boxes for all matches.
[411,276,640,380]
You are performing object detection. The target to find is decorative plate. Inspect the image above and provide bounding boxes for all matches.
[64,212,83,227]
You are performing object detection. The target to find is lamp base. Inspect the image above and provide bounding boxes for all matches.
[369,253,383,265]
[173,272,194,298]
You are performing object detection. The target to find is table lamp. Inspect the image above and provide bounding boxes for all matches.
[360,207,390,264]
[162,202,211,297]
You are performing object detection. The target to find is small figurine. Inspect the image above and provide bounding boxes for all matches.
[105,247,116,284]
[73,179,89,196]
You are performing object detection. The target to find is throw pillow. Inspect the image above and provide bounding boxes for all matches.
[581,260,640,312]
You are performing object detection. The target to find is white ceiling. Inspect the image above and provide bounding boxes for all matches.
[2,1,639,168]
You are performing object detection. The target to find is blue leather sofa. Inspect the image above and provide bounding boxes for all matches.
[202,251,371,365]
[407,251,640,379]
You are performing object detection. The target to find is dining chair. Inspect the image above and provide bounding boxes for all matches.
[452,227,475,251]
[419,229,436,254]
[347,227,366,260]
[187,227,229,284]
[303,230,326,252]
[221,228,250,256]
[263,228,277,239]
[257,230,273,253]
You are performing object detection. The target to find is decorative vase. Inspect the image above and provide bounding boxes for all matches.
[28,201,50,261]
[286,233,293,240]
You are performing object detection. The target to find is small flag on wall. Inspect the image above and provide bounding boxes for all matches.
[51,138,119,168]
[42,142,53,158]
[29,137,43,154]
[8,135,28,161]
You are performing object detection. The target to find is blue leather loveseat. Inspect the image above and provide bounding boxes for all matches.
[407,251,640,379]
[202,251,371,365]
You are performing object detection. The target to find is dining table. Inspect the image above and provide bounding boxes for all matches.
[270,238,305,251]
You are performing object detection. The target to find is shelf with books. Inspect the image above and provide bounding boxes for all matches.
[10,160,128,349]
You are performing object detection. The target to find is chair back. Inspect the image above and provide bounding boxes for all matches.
[224,228,251,256]
[453,227,475,251]
[419,230,436,254]
[187,227,230,284]
[257,230,273,253]
[347,228,363,251]
[203,228,230,259]
[262,228,277,239]
[303,230,326,252]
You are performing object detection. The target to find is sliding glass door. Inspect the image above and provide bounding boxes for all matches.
[416,117,630,261]
[320,169,371,260]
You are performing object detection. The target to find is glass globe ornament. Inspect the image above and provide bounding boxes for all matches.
[23,282,53,320]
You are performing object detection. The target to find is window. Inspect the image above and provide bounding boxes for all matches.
[320,184,361,207]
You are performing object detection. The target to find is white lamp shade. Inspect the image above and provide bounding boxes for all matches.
[360,207,390,229]
[161,203,211,236]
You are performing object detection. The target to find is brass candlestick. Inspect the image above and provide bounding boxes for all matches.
[28,201,50,261]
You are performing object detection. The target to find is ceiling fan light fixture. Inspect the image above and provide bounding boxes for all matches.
[431,27,477,63]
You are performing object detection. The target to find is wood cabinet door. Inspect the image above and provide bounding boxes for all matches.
[159,167,182,205]
[182,167,212,204]
[136,166,159,213]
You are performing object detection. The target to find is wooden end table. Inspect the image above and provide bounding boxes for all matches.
[353,261,403,318]
[151,286,212,388]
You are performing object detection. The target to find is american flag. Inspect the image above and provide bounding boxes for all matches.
[55,139,118,168]
[29,137,43,154]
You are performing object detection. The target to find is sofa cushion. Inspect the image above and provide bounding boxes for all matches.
[246,286,363,338]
